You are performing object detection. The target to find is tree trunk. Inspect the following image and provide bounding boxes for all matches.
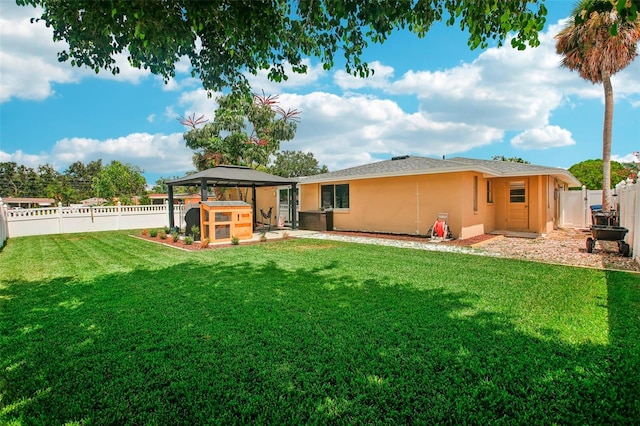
[601,70,614,211]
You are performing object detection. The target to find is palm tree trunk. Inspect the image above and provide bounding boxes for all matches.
[601,70,613,212]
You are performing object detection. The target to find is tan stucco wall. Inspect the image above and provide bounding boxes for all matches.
[300,171,560,239]
[301,172,501,239]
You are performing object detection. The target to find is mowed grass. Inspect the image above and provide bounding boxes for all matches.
[0,232,638,425]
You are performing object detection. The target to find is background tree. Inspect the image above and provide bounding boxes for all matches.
[491,155,531,164]
[0,162,41,197]
[18,0,547,95]
[36,164,76,204]
[0,162,23,197]
[269,151,329,178]
[555,0,640,210]
[64,160,103,202]
[568,159,629,189]
[182,93,300,170]
[93,161,147,204]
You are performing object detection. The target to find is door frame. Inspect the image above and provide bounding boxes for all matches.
[506,179,529,230]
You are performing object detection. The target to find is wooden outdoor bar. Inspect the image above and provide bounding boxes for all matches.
[200,201,253,242]
[299,210,334,232]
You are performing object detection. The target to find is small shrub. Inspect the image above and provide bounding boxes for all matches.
[282,231,290,240]
[149,229,158,238]
[158,230,167,240]
[191,225,200,236]
[163,226,171,234]
[171,232,179,242]
[141,229,149,237]
[260,232,267,242]
[201,237,210,248]
[184,236,193,245]
[231,236,240,245]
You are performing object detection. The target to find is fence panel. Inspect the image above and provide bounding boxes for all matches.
[6,203,185,238]
[617,183,639,262]
[560,184,638,263]
[559,188,603,228]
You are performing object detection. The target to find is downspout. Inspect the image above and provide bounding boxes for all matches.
[416,181,420,234]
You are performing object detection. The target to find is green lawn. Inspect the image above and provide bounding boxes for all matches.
[1,232,638,425]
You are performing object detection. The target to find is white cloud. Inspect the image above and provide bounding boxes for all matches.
[388,26,570,130]
[0,2,149,103]
[147,114,156,123]
[612,152,640,164]
[510,125,575,150]
[334,61,395,90]
[48,133,193,175]
[0,149,50,169]
[276,92,502,171]
[174,89,220,119]
[246,59,326,94]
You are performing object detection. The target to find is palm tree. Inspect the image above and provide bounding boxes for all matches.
[555,0,640,211]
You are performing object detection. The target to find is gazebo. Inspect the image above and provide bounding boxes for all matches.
[166,165,299,230]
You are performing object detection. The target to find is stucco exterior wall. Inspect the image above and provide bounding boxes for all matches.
[300,171,559,239]
[300,172,504,238]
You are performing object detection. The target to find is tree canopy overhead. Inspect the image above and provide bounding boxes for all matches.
[17,0,548,94]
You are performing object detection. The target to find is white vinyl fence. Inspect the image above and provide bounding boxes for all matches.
[559,183,639,263]
[4,202,184,238]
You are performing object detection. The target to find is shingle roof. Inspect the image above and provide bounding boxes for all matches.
[299,156,581,186]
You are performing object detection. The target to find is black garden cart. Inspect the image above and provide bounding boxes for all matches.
[586,205,631,257]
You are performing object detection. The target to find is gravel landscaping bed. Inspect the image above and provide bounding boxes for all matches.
[318,229,640,272]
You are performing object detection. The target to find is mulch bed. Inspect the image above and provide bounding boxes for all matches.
[133,234,281,251]
[325,231,496,247]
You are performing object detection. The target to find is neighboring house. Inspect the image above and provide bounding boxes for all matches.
[148,193,207,205]
[297,156,581,239]
[80,197,108,206]
[1,197,56,208]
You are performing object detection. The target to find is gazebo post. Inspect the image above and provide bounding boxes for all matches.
[168,185,175,229]
[291,183,298,229]
[252,185,257,231]
[200,178,208,202]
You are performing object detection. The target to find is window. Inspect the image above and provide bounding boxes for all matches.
[509,181,526,203]
[321,184,349,209]
[486,180,493,204]
[473,176,478,212]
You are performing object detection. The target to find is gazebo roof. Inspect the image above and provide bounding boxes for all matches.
[166,165,298,187]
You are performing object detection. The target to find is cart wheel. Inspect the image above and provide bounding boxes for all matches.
[621,242,630,258]
[586,237,594,253]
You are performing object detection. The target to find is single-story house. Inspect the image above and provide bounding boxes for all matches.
[297,156,581,239]
[1,197,56,208]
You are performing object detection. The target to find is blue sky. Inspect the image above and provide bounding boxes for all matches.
[1,0,639,188]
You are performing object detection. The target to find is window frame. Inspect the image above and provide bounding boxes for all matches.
[473,176,478,213]
[320,183,350,209]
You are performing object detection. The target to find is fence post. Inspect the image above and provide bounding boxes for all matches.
[581,185,587,228]
[117,201,122,230]
[58,202,64,234]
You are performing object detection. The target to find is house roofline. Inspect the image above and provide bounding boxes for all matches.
[300,166,581,187]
